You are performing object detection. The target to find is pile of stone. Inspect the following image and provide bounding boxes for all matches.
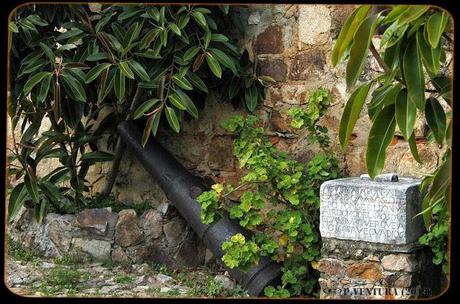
[8,205,208,269]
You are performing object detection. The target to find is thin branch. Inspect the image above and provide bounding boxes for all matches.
[100,84,143,197]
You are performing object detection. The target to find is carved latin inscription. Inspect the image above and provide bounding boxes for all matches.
[319,177,422,245]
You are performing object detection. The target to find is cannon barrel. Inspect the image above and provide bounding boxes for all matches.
[117,121,281,296]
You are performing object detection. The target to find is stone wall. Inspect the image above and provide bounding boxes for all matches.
[8,206,207,269]
[6,4,445,206]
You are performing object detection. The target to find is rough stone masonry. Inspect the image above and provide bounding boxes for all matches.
[318,174,443,299]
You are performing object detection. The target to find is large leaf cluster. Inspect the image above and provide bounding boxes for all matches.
[333,5,451,274]
[8,4,272,222]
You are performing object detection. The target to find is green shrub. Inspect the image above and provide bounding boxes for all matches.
[197,88,341,297]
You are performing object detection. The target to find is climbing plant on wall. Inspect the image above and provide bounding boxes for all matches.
[7,4,273,222]
[333,5,452,274]
[197,88,341,297]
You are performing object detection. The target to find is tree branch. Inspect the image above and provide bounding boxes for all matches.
[100,84,143,197]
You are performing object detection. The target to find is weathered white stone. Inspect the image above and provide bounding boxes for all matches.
[298,5,331,45]
[319,174,424,245]
[381,254,418,272]
[71,238,111,261]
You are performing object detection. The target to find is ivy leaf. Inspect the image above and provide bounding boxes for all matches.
[206,54,222,78]
[172,75,193,90]
[339,82,372,149]
[403,37,425,111]
[85,63,111,83]
[244,86,258,112]
[165,106,180,133]
[425,97,446,145]
[346,14,380,89]
[395,89,416,141]
[331,5,371,66]
[119,61,135,79]
[23,72,52,95]
[366,105,396,180]
[426,10,449,48]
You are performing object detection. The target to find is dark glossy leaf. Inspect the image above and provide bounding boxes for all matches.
[244,85,258,112]
[172,75,193,90]
[85,63,111,83]
[339,82,372,149]
[57,29,83,40]
[186,72,208,93]
[417,29,441,76]
[206,54,222,78]
[133,98,161,119]
[395,89,416,140]
[128,60,150,82]
[332,5,371,66]
[169,23,181,36]
[114,69,125,102]
[408,132,422,163]
[142,114,155,147]
[426,11,449,48]
[192,11,207,28]
[403,38,425,110]
[346,14,379,89]
[425,97,446,144]
[81,151,114,162]
[183,46,201,62]
[37,73,53,104]
[366,105,396,179]
[176,89,199,119]
[24,173,39,204]
[209,48,238,75]
[431,76,451,103]
[23,72,52,95]
[169,93,187,110]
[39,42,56,68]
[8,183,28,222]
[61,73,87,102]
[119,61,135,79]
[86,52,110,61]
[165,106,180,133]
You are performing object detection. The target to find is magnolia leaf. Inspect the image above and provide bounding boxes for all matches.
[426,10,449,48]
[425,97,447,144]
[366,105,396,179]
[332,5,371,66]
[346,14,380,89]
[339,82,372,149]
[395,89,416,141]
[403,37,425,110]
[165,106,180,133]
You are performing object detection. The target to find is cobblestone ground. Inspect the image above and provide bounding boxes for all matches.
[5,255,249,298]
